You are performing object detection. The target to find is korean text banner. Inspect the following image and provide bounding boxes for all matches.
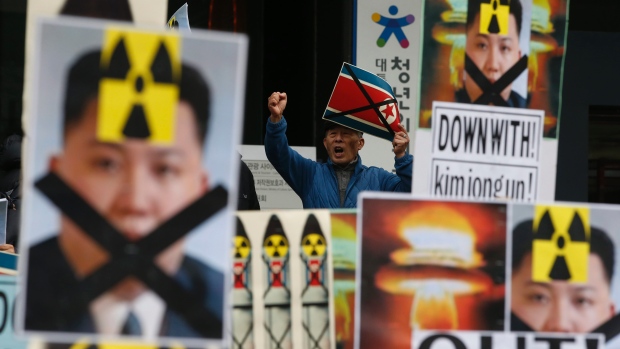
[353,0,422,172]
[417,0,568,139]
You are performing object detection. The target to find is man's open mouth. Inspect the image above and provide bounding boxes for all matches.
[334,146,344,154]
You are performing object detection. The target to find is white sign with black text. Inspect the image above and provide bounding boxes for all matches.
[413,331,604,349]
[239,145,316,209]
[413,101,557,201]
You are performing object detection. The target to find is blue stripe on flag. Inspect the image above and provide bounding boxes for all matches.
[341,63,395,98]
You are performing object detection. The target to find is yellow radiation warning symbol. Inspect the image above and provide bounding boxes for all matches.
[479,0,510,35]
[264,234,289,258]
[98,28,181,145]
[302,233,327,258]
[532,206,590,283]
[234,236,251,259]
[167,16,177,29]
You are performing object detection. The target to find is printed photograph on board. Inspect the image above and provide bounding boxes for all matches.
[17,16,247,347]
[235,210,336,349]
[330,210,357,349]
[510,203,620,346]
[418,0,568,138]
[356,193,507,349]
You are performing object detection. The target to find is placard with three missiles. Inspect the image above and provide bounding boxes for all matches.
[234,210,336,349]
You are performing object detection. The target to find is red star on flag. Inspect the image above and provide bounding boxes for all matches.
[383,103,394,118]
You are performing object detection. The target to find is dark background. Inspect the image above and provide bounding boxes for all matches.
[1,0,619,203]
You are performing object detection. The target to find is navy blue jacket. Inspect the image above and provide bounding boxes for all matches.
[265,117,413,208]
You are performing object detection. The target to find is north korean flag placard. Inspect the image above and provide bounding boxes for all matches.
[323,63,401,141]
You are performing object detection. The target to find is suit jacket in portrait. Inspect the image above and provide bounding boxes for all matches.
[25,236,224,339]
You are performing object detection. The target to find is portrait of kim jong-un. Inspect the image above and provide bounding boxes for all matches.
[17,16,248,347]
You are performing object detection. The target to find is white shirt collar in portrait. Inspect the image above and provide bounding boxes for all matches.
[90,289,166,339]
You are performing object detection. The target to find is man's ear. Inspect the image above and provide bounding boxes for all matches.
[49,155,61,172]
[323,138,328,151]
[610,302,616,317]
[358,137,365,150]
[201,170,210,194]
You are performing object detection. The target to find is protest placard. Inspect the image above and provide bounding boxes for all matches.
[427,102,543,202]
[323,63,402,142]
[0,276,27,349]
[235,210,336,349]
[413,0,568,201]
[416,0,567,137]
[354,193,620,349]
[17,16,247,348]
[510,203,620,348]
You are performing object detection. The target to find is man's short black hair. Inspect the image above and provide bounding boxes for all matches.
[466,0,523,37]
[323,120,363,137]
[512,219,616,285]
[63,50,211,144]
[60,0,133,21]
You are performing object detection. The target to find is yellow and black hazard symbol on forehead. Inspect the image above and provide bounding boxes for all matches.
[479,0,510,35]
[98,28,181,145]
[532,206,590,283]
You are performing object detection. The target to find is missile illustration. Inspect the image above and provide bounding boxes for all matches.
[232,217,254,348]
[263,215,292,349]
[300,214,330,349]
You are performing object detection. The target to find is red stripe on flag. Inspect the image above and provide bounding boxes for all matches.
[327,75,400,131]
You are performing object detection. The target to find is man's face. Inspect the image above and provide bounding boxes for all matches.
[53,99,208,299]
[511,253,615,333]
[323,125,364,166]
[464,13,522,102]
